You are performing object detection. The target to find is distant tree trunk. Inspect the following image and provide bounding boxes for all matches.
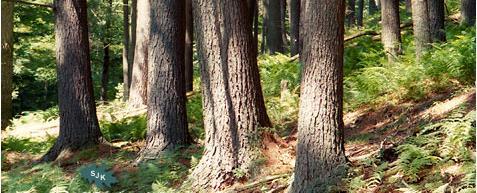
[381,0,402,62]
[128,0,137,87]
[41,0,103,162]
[264,0,284,54]
[405,0,412,13]
[427,0,446,42]
[136,0,192,162]
[122,0,130,101]
[357,0,364,26]
[100,0,112,102]
[369,0,378,15]
[189,0,271,190]
[289,0,300,55]
[261,0,268,54]
[289,0,347,191]
[128,0,150,108]
[460,0,476,26]
[247,0,259,53]
[1,0,13,130]
[347,0,356,26]
[184,0,193,92]
[280,0,287,50]
[411,0,432,59]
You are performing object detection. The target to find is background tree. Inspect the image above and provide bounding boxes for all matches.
[460,0,476,26]
[369,0,378,15]
[1,0,14,129]
[122,0,130,101]
[184,0,193,92]
[288,0,300,55]
[100,0,113,102]
[136,0,192,162]
[357,0,364,27]
[41,0,103,162]
[128,0,137,89]
[411,0,432,59]
[428,0,446,42]
[289,0,347,191]
[128,0,149,108]
[347,0,356,26]
[189,0,271,190]
[381,0,402,62]
[263,0,284,54]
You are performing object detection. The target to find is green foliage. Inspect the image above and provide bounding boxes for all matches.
[100,114,147,142]
[258,54,301,97]
[396,144,441,182]
[2,136,54,154]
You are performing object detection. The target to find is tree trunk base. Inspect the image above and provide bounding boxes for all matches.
[39,137,105,162]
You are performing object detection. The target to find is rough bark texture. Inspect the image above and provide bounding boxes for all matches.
[184,0,194,92]
[41,0,102,162]
[289,0,300,55]
[411,0,432,59]
[289,0,347,192]
[1,0,13,130]
[136,0,192,162]
[122,0,130,101]
[347,0,356,26]
[128,0,137,88]
[427,0,446,42]
[461,0,476,26]
[189,0,271,190]
[369,0,378,15]
[381,0,402,62]
[264,0,284,54]
[128,0,149,108]
[357,0,364,26]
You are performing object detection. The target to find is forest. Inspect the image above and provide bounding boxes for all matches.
[0,0,476,192]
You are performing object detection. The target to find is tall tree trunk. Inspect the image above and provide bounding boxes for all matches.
[289,0,300,55]
[189,0,271,190]
[357,0,364,26]
[100,0,112,102]
[41,0,103,162]
[261,0,268,54]
[136,0,192,163]
[428,0,446,42]
[122,0,130,101]
[381,0,402,62]
[411,0,432,59]
[264,0,284,54]
[347,0,356,26]
[128,0,150,108]
[247,0,259,53]
[461,0,476,26]
[128,0,137,88]
[369,0,378,15]
[405,0,412,13]
[1,0,13,130]
[184,0,193,92]
[289,0,347,192]
[280,0,287,50]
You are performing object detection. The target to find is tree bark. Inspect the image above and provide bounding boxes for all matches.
[369,0,378,15]
[41,0,103,162]
[122,0,130,101]
[411,0,432,59]
[264,0,284,54]
[427,0,446,42]
[289,0,347,192]
[128,0,137,88]
[381,0,402,62]
[289,0,300,55]
[357,0,364,26]
[128,0,149,108]
[460,0,475,26]
[100,0,112,102]
[136,0,192,162]
[184,0,193,92]
[347,0,356,26]
[280,0,287,50]
[1,0,13,130]
[189,0,271,190]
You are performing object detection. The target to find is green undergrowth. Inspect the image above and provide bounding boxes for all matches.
[344,109,476,192]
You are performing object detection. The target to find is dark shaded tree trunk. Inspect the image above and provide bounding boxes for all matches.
[188,0,271,190]
[128,0,137,88]
[369,0,378,15]
[280,0,287,50]
[289,0,347,192]
[405,0,412,13]
[347,0,356,26]
[122,0,130,101]
[428,0,446,42]
[247,0,259,53]
[381,0,402,62]
[289,0,300,55]
[461,0,476,26]
[357,0,364,26]
[264,0,284,54]
[184,0,193,92]
[41,0,102,162]
[100,0,112,102]
[136,0,192,162]
[128,0,149,108]
[261,0,268,54]
[411,0,432,59]
[1,0,13,130]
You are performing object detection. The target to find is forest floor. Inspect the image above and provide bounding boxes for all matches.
[2,87,475,192]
